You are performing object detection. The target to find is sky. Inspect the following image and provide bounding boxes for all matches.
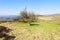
[0,0,60,15]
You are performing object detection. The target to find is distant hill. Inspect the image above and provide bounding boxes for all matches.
[46,14,60,16]
[0,15,18,21]
[38,14,60,21]
[0,15,18,19]
[0,14,60,22]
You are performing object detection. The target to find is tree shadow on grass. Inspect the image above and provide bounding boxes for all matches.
[30,24,39,26]
[0,26,16,40]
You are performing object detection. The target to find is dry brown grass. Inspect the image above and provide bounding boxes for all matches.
[0,22,60,40]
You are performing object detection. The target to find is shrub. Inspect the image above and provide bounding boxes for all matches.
[17,8,38,25]
[0,26,15,40]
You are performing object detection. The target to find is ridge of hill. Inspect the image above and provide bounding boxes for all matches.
[38,14,60,21]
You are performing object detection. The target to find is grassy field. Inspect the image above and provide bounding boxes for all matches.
[0,21,60,40]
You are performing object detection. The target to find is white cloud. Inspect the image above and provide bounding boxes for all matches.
[0,9,19,15]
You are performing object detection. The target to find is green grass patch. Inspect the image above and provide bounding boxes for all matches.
[0,21,60,40]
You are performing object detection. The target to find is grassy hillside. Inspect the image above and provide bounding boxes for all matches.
[0,14,60,40]
[38,14,60,21]
[0,21,60,40]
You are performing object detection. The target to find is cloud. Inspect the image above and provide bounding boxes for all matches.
[0,9,19,15]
